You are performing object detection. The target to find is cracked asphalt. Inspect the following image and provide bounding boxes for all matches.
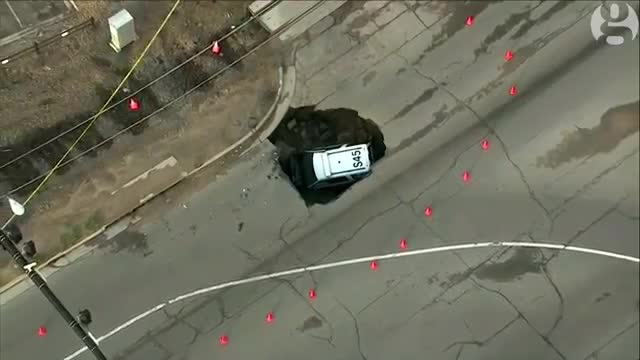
[1,1,638,360]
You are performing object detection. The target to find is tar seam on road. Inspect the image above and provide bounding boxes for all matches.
[62,241,639,360]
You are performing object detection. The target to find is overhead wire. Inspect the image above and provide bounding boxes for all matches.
[0,0,284,170]
[2,0,182,229]
[2,1,327,200]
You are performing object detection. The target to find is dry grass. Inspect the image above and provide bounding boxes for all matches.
[0,0,279,287]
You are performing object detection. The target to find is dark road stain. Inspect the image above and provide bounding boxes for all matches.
[332,0,366,27]
[332,0,373,41]
[594,292,612,303]
[97,229,152,256]
[474,5,536,58]
[349,12,371,32]
[390,87,437,122]
[467,2,597,104]
[426,273,440,285]
[475,248,543,282]
[511,1,572,39]
[442,267,475,288]
[474,1,572,58]
[298,315,323,332]
[237,222,244,232]
[415,1,498,65]
[392,103,465,155]
[362,71,377,86]
[537,101,640,169]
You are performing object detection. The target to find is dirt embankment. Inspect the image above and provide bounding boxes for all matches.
[1,1,267,197]
[0,0,281,284]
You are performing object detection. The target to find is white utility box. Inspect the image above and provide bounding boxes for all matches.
[108,9,137,53]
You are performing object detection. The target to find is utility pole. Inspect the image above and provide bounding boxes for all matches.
[0,227,107,360]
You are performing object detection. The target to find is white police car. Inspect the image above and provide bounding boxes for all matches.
[289,143,373,190]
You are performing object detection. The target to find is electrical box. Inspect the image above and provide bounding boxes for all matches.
[108,9,137,53]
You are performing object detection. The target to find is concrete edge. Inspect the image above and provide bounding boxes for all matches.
[0,64,287,301]
[259,44,298,144]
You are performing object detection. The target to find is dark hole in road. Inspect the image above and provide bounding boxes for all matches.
[268,106,386,206]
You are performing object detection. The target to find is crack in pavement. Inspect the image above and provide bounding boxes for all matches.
[111,328,173,360]
[441,288,475,306]
[550,148,639,218]
[615,208,640,221]
[470,278,567,359]
[539,260,566,338]
[233,244,262,263]
[400,246,514,326]
[443,315,520,351]
[463,319,475,339]
[161,307,203,345]
[150,339,173,358]
[278,216,319,288]
[280,278,337,348]
[356,270,416,316]
[454,343,465,360]
[544,196,627,265]
[583,320,639,360]
[404,128,490,206]
[336,298,369,360]
[404,1,430,29]
[98,195,410,356]
[321,200,404,261]
[301,0,396,82]
[421,185,467,217]
[311,24,430,106]
[82,151,636,357]
[395,53,555,238]
[110,280,281,357]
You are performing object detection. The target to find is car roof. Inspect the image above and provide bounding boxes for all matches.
[312,144,370,180]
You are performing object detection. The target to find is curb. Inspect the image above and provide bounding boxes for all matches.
[243,44,298,155]
[0,64,291,302]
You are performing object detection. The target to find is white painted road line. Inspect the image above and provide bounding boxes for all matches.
[63,241,639,359]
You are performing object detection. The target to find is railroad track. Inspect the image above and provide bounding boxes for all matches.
[0,0,326,198]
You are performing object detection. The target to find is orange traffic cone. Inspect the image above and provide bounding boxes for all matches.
[465,16,474,26]
[128,98,139,112]
[211,41,221,56]
[504,50,514,61]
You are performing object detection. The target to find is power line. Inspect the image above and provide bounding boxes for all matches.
[0,0,283,170]
[2,1,326,199]
[2,0,183,229]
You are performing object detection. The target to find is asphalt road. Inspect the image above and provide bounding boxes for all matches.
[1,2,639,360]
[116,32,637,360]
